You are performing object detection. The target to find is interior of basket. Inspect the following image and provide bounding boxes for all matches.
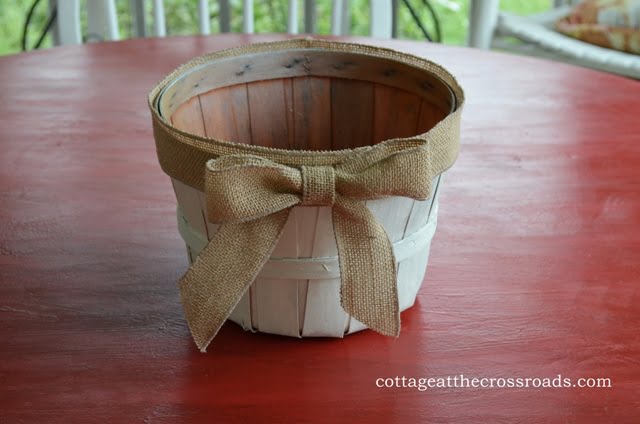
[160,49,454,150]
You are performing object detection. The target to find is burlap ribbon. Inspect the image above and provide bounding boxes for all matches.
[148,39,465,352]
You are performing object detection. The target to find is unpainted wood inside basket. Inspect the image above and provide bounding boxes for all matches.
[170,77,448,150]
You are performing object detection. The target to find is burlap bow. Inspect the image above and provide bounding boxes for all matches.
[179,139,433,351]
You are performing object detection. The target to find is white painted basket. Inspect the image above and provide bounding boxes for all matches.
[173,175,442,337]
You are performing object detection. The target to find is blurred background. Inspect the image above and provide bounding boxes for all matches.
[1,0,551,55]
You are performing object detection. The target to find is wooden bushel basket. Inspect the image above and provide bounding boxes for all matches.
[150,39,460,340]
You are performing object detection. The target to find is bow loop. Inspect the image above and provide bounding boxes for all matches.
[335,141,433,201]
[205,155,300,224]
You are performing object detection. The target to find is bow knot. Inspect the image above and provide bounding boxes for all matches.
[300,165,335,206]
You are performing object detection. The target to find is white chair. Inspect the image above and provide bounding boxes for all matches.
[48,0,394,45]
[468,0,640,78]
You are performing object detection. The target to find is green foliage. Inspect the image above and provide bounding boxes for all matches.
[1,0,551,56]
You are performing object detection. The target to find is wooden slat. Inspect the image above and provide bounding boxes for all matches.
[229,291,254,331]
[395,175,442,311]
[160,51,454,119]
[170,96,206,136]
[292,77,332,150]
[171,179,208,239]
[417,98,448,134]
[247,80,290,149]
[295,207,320,335]
[366,197,415,243]
[283,78,296,149]
[255,213,300,336]
[199,85,252,144]
[347,317,368,334]
[196,191,219,240]
[246,78,299,334]
[302,207,347,337]
[404,175,441,237]
[169,103,208,239]
[373,83,422,143]
[291,76,331,333]
[331,79,374,149]
[396,243,432,311]
[249,284,259,330]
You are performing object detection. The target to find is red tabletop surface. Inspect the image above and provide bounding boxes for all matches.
[1,34,639,423]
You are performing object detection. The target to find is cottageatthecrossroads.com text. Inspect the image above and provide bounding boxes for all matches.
[375,375,612,391]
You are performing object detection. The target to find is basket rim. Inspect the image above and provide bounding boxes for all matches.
[148,38,465,164]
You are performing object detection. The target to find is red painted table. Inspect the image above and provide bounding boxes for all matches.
[1,34,639,423]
